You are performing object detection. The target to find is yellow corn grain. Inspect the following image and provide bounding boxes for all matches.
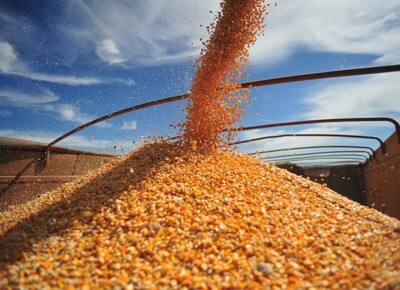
[0,140,399,289]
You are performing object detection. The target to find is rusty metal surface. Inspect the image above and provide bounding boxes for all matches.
[0,176,77,209]
[0,137,116,210]
[363,131,400,219]
[0,136,115,157]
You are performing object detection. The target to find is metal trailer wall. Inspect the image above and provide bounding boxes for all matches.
[280,132,399,220]
[278,163,366,205]
[2,132,399,220]
[0,137,115,211]
[304,166,366,205]
[363,132,400,219]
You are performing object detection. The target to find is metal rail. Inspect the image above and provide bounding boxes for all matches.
[261,152,369,163]
[271,160,363,168]
[280,159,363,165]
[232,117,400,144]
[230,133,386,153]
[258,150,370,160]
[263,155,368,163]
[241,64,400,88]
[248,145,376,159]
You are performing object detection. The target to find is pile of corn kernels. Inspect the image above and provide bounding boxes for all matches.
[1,140,399,289]
[1,0,399,288]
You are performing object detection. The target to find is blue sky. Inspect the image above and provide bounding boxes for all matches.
[1,0,400,165]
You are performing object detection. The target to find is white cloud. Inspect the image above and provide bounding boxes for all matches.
[0,41,133,85]
[118,78,135,86]
[0,89,111,127]
[250,0,400,65]
[121,121,137,130]
[4,1,398,71]
[0,89,59,106]
[96,39,128,65]
[63,0,400,67]
[65,0,219,66]
[0,41,19,72]
[0,109,13,117]
[302,74,400,120]
[55,104,112,127]
[0,41,103,85]
[17,71,105,86]
[236,126,364,154]
[58,104,78,121]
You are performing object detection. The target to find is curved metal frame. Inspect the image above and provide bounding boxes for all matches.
[230,133,386,153]
[232,117,400,144]
[248,145,376,159]
[241,64,400,88]
[261,152,369,163]
[270,160,363,168]
[263,155,368,163]
[258,150,370,161]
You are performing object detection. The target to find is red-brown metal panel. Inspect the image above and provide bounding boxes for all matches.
[0,137,116,210]
[363,132,400,219]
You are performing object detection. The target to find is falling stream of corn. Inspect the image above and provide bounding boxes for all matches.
[1,0,399,289]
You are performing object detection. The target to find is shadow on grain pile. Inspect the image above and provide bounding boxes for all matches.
[0,141,178,264]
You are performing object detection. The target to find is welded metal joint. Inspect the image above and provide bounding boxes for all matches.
[35,150,49,174]
[372,189,381,199]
